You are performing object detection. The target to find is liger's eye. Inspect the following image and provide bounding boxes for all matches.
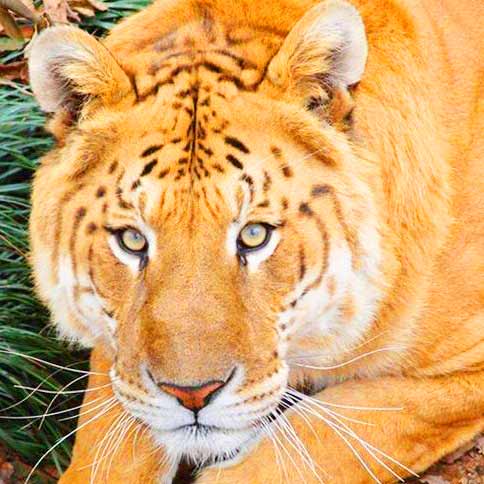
[116,228,148,254]
[237,223,273,252]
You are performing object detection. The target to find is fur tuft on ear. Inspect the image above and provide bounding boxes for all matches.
[268,0,367,106]
[28,26,134,115]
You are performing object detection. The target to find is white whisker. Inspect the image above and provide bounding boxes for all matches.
[87,408,128,483]
[287,388,402,411]
[0,360,90,413]
[278,412,325,483]
[58,396,117,422]
[268,413,309,483]
[295,400,383,484]
[24,398,118,484]
[290,347,403,370]
[290,395,418,481]
[260,418,286,484]
[0,349,107,376]
[0,395,106,420]
[105,415,137,482]
[38,372,95,429]
[15,380,115,395]
[289,331,392,361]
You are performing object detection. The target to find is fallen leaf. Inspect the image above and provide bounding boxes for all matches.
[0,6,23,38]
[69,0,107,18]
[444,440,478,464]
[420,476,450,484]
[43,0,67,22]
[0,59,28,82]
[476,436,484,454]
[84,0,107,11]
[70,5,95,16]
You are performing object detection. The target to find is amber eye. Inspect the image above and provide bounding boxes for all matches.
[237,223,272,252]
[117,228,148,254]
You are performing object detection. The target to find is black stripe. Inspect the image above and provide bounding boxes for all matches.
[141,145,163,157]
[140,159,157,177]
[226,154,243,169]
[225,136,250,154]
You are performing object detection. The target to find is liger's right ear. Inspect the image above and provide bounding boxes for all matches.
[28,26,135,137]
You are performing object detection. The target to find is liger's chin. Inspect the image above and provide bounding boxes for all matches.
[151,425,262,466]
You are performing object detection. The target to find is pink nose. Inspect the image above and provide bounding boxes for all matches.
[159,380,226,411]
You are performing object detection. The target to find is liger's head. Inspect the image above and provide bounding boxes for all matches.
[29,0,384,465]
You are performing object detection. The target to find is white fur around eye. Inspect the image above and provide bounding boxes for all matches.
[245,230,281,273]
[226,223,281,272]
[107,222,157,274]
[108,235,141,273]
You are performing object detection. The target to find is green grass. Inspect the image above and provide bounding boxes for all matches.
[0,1,149,480]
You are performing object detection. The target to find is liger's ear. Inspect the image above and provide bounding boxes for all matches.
[267,0,367,124]
[28,26,134,122]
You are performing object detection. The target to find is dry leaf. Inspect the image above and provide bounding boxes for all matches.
[420,476,450,484]
[43,0,74,23]
[84,0,107,11]
[69,0,107,18]
[444,440,479,464]
[0,59,28,82]
[43,0,106,24]
[0,6,23,38]
[0,0,39,42]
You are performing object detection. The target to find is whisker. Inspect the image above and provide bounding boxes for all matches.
[0,360,90,413]
[279,398,332,481]
[288,331,392,361]
[15,380,116,395]
[323,410,405,482]
[0,349,108,376]
[319,407,418,479]
[260,417,286,484]
[24,398,118,484]
[292,396,417,481]
[58,396,117,422]
[105,415,137,482]
[289,347,403,370]
[86,408,128,483]
[321,406,376,427]
[267,413,308,483]
[278,412,324,483]
[38,372,95,429]
[287,388,402,412]
[0,395,107,420]
[288,392,375,426]
[295,400,382,483]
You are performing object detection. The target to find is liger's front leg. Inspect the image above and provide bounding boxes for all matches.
[197,371,484,484]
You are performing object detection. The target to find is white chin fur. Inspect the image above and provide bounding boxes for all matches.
[152,425,260,466]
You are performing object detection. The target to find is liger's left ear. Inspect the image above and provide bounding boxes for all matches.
[267,0,367,125]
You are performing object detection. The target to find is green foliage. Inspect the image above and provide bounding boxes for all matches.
[0,0,149,479]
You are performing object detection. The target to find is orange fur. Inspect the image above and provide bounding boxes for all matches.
[27,0,483,482]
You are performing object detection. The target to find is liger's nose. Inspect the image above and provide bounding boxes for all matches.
[158,380,226,412]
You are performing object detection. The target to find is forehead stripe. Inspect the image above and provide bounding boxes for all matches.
[140,159,158,177]
[141,145,163,157]
[225,136,250,154]
[226,154,243,170]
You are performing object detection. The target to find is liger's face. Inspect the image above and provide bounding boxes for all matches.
[30,24,380,465]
